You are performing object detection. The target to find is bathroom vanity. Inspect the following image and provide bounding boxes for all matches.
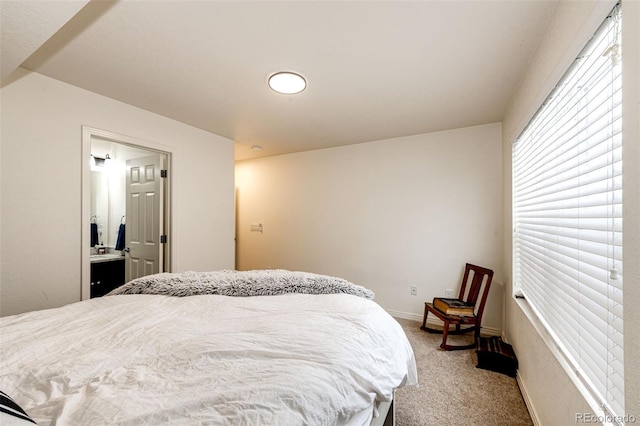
[90,254,125,298]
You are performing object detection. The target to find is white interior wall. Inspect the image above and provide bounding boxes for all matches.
[502,0,639,422]
[0,70,236,316]
[236,123,503,329]
[621,0,640,418]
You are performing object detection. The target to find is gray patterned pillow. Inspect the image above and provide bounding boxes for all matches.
[0,390,36,425]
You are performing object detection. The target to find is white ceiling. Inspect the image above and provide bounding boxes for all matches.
[0,0,89,81]
[2,0,559,161]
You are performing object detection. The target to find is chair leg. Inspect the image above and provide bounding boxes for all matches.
[440,320,450,350]
[421,307,475,345]
[439,321,480,351]
[420,304,429,331]
[421,309,447,334]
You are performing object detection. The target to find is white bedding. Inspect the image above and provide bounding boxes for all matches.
[0,293,417,425]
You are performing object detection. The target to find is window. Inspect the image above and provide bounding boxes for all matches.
[513,4,623,421]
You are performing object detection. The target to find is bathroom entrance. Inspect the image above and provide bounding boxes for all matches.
[81,127,172,300]
[124,154,166,282]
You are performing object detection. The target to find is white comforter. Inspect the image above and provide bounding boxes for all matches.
[0,293,417,425]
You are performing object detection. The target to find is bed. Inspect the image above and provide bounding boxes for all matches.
[0,270,417,425]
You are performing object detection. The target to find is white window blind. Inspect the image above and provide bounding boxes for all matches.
[513,4,624,421]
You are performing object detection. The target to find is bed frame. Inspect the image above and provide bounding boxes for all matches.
[372,392,395,426]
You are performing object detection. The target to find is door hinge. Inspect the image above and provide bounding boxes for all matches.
[160,235,167,244]
[161,169,168,178]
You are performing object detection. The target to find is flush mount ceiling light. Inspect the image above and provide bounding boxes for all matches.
[268,72,306,94]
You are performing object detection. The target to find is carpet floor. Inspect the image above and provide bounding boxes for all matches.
[394,318,533,426]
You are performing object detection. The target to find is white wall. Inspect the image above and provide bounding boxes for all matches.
[502,0,639,423]
[236,123,504,330]
[621,0,640,418]
[0,70,236,316]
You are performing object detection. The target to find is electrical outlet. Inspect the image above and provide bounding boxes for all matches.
[410,286,417,296]
[444,288,454,298]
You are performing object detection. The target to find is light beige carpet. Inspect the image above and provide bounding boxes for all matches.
[394,318,533,426]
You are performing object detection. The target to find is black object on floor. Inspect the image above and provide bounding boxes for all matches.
[476,336,518,377]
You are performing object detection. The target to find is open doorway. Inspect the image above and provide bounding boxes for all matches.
[81,127,172,300]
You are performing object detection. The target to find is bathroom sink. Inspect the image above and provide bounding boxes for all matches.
[90,253,123,263]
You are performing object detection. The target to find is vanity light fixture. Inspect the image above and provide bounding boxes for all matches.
[268,72,306,94]
[91,153,111,167]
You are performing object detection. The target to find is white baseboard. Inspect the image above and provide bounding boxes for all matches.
[386,309,502,337]
[516,372,541,426]
[386,309,422,322]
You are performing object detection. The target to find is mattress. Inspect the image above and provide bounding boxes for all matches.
[0,290,417,425]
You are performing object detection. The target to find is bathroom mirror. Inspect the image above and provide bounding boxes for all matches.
[90,139,167,250]
[89,154,126,249]
[90,170,109,247]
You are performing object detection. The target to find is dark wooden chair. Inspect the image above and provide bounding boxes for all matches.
[420,263,494,350]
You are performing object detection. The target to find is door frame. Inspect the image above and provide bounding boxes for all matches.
[81,126,174,300]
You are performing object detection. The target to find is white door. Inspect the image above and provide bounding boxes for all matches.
[125,154,165,282]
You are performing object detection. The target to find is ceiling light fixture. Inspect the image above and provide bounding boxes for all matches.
[268,72,306,94]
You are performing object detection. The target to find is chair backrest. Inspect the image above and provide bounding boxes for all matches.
[458,263,494,318]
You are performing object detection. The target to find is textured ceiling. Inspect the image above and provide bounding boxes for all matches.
[4,1,559,160]
[0,0,88,81]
